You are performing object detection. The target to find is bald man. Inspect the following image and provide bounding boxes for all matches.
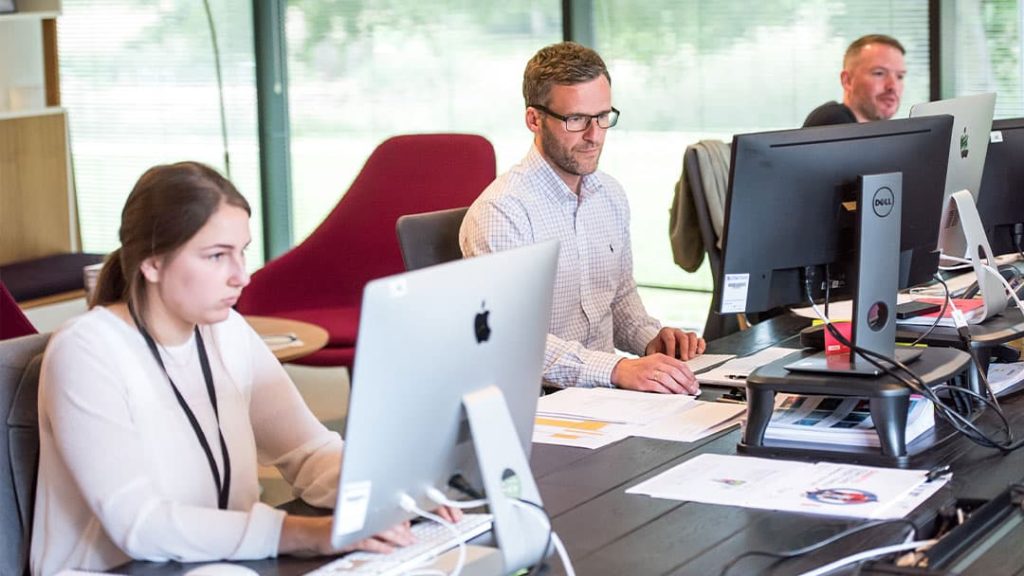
[803,34,906,127]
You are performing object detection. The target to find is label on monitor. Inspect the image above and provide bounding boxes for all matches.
[721,273,750,313]
[336,481,372,535]
[991,130,1004,143]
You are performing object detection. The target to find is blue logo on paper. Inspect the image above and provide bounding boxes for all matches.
[805,488,878,505]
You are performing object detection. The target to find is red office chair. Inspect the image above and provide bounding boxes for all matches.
[0,281,36,340]
[236,134,496,367]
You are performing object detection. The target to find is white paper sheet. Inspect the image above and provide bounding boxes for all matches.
[685,353,735,373]
[532,415,631,449]
[696,347,802,386]
[987,362,1024,397]
[633,401,745,443]
[627,453,945,519]
[790,294,917,321]
[536,387,697,425]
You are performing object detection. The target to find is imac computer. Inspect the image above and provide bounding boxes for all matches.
[909,93,1003,318]
[330,241,558,573]
[719,116,953,374]
[977,117,1024,257]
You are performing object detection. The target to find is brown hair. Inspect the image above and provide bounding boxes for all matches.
[92,161,251,313]
[843,34,905,69]
[523,41,611,107]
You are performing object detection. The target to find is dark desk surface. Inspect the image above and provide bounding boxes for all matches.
[119,314,1024,576]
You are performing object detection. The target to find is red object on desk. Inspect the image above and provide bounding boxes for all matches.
[914,297,985,318]
[824,321,852,356]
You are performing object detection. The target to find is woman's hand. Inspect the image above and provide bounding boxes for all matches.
[279,515,414,557]
[278,505,463,557]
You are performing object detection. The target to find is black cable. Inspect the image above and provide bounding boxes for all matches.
[718,519,919,576]
[804,275,1024,453]
[907,273,950,347]
[448,474,486,501]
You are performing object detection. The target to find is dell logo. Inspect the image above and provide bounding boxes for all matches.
[872,187,895,218]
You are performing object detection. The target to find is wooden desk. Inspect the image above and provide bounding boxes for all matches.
[115,314,1024,576]
[244,315,329,363]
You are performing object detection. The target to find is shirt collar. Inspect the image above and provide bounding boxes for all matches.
[524,143,605,203]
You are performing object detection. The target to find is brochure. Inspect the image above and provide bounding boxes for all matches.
[987,362,1024,398]
[763,393,934,448]
[627,453,947,520]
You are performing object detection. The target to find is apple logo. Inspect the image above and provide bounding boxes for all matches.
[960,127,969,159]
[474,301,491,343]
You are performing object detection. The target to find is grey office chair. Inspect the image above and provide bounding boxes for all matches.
[1,332,49,576]
[395,207,470,271]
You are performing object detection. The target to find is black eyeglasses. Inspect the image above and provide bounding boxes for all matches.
[529,104,620,132]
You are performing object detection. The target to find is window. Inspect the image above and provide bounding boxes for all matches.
[944,0,1022,118]
[59,0,264,265]
[589,0,931,292]
[284,1,561,241]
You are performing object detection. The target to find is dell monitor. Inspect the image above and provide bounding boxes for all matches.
[976,117,1024,257]
[330,241,558,573]
[719,116,953,373]
[720,116,953,315]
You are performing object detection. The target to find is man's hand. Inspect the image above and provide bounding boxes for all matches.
[610,354,699,394]
[645,327,706,361]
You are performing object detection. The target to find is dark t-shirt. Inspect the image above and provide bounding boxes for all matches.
[802,101,857,127]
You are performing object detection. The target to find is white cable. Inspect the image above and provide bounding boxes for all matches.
[399,494,467,576]
[508,499,576,576]
[425,486,488,509]
[550,532,575,576]
[941,254,1024,316]
[794,539,937,576]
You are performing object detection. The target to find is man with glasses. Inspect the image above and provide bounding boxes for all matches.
[460,42,705,394]
[803,34,906,127]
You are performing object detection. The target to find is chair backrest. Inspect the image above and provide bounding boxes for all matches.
[0,281,36,340]
[0,332,49,576]
[237,134,496,315]
[396,207,469,271]
[684,144,740,341]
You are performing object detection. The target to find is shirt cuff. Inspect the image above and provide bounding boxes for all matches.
[238,502,287,559]
[578,349,622,388]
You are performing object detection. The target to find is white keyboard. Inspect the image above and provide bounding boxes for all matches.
[307,513,493,576]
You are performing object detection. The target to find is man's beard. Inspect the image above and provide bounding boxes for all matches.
[541,125,601,176]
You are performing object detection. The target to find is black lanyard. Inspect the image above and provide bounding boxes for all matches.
[128,304,232,510]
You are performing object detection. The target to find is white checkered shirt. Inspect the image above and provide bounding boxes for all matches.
[460,144,661,388]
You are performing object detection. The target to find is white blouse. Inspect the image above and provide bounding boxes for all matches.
[31,308,343,576]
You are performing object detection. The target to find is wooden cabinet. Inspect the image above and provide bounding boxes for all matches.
[0,0,77,266]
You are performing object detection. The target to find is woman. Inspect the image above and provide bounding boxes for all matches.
[31,162,438,575]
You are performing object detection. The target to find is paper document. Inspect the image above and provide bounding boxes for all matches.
[684,353,734,373]
[532,415,630,449]
[791,294,916,321]
[261,332,305,351]
[536,387,697,425]
[987,362,1024,397]
[764,394,935,448]
[627,453,946,519]
[534,388,745,448]
[633,401,745,442]
[696,347,801,386]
